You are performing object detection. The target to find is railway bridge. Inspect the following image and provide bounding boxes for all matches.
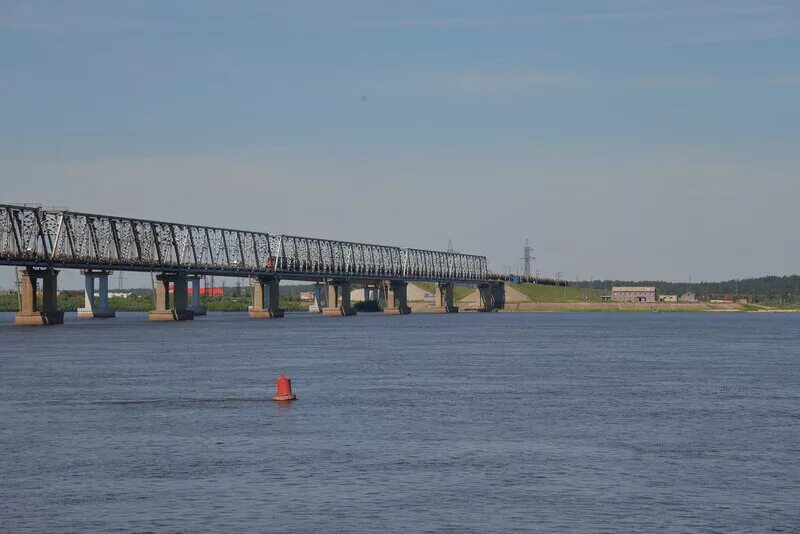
[0,204,565,325]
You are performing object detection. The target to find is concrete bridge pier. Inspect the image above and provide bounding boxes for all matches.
[187,276,206,316]
[15,268,64,325]
[363,285,383,302]
[492,282,506,310]
[431,282,459,313]
[478,281,506,311]
[308,283,324,313]
[149,274,194,321]
[384,281,411,315]
[77,270,115,319]
[322,280,356,316]
[250,276,284,318]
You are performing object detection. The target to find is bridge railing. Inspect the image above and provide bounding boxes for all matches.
[0,204,489,282]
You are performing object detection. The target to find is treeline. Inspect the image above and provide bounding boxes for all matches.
[576,275,800,304]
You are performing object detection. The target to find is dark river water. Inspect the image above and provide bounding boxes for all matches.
[1,311,799,532]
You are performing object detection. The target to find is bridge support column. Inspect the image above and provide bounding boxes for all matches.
[308,283,324,313]
[363,284,383,303]
[250,276,284,318]
[478,282,505,311]
[77,270,116,318]
[431,282,459,313]
[149,274,194,321]
[322,280,356,316]
[493,282,506,310]
[384,281,411,315]
[188,276,206,316]
[15,268,64,325]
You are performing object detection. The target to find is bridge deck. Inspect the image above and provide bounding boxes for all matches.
[0,204,565,286]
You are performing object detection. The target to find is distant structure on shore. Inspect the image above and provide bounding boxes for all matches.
[523,239,533,277]
[611,287,657,303]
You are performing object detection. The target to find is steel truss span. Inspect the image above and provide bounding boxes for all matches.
[0,204,488,283]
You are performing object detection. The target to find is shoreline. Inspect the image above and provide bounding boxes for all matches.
[460,302,800,313]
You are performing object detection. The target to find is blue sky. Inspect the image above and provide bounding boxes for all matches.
[1,1,799,288]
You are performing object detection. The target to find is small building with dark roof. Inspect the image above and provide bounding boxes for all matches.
[611,287,657,303]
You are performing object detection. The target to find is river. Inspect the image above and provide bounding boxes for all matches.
[1,311,798,532]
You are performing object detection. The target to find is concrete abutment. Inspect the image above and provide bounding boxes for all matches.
[477,281,506,312]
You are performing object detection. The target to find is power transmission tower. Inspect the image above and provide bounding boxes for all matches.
[117,270,125,290]
[447,239,454,253]
[523,238,534,277]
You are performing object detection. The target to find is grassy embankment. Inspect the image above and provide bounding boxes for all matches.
[413,281,610,303]
[411,282,474,301]
[513,284,610,303]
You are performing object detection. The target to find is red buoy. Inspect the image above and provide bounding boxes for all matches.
[273,373,297,401]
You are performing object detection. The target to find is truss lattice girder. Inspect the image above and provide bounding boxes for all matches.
[0,204,489,283]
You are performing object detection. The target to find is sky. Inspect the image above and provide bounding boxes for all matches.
[1,0,799,289]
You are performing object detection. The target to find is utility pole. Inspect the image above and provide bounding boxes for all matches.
[555,271,562,301]
[14,266,21,310]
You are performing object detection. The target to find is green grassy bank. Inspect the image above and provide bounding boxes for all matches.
[513,283,610,303]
